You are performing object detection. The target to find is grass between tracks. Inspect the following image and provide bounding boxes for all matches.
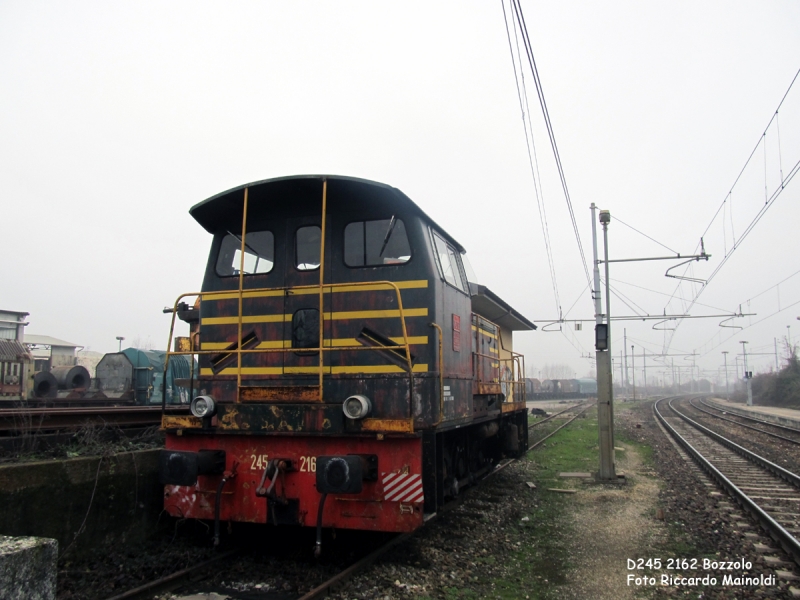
[493,410,598,600]
[489,403,660,600]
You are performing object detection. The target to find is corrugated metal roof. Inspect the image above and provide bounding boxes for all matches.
[24,334,82,348]
[0,340,32,362]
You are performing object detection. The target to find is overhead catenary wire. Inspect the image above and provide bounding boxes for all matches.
[506,0,592,290]
[613,216,679,255]
[501,0,561,317]
[661,66,800,353]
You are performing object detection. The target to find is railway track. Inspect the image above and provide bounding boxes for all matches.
[104,402,595,600]
[690,397,800,445]
[655,396,800,566]
[0,405,187,434]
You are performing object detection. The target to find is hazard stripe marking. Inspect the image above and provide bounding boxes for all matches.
[382,473,423,503]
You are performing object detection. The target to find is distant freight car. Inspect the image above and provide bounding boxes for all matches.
[95,348,193,404]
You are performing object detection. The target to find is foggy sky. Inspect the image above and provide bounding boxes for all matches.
[2,1,799,386]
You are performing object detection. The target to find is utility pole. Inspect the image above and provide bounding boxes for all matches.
[642,348,647,398]
[623,329,628,397]
[722,351,729,401]
[591,203,616,481]
[631,345,636,401]
[116,336,125,352]
[741,341,753,407]
[775,338,779,371]
[671,358,675,394]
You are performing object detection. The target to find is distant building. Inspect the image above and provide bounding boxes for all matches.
[0,310,28,341]
[24,334,83,371]
[0,310,32,399]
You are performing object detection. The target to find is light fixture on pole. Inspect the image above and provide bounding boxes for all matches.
[116,336,125,352]
[740,341,752,407]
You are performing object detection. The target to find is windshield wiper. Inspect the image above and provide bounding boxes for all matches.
[378,216,397,257]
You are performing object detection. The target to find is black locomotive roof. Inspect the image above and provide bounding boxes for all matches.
[470,283,537,332]
[190,174,465,253]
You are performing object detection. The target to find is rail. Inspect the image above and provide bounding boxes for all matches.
[655,397,800,566]
[689,397,800,445]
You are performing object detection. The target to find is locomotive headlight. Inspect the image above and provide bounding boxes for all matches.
[342,395,371,420]
[190,395,217,418]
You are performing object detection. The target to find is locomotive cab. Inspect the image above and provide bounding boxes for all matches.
[160,175,535,539]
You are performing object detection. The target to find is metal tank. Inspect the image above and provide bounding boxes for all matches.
[95,348,193,405]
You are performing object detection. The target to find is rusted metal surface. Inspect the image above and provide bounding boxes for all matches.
[160,414,201,430]
[476,382,501,395]
[163,434,424,532]
[214,403,341,433]
[239,385,321,402]
[360,419,414,433]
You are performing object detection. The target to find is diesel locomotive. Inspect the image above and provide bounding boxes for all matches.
[159,175,535,548]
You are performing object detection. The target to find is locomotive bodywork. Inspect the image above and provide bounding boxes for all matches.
[159,175,534,536]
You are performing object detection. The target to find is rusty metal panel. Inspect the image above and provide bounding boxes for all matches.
[163,433,424,532]
[162,415,202,429]
[216,403,342,433]
[174,337,192,352]
[501,401,526,413]
[361,419,414,433]
[239,386,321,402]
[476,382,501,395]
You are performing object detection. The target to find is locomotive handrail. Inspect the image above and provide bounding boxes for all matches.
[429,322,445,426]
[163,278,418,424]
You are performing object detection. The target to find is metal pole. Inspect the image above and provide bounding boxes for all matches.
[643,348,647,398]
[631,345,636,401]
[623,329,628,397]
[597,209,616,481]
[590,204,602,326]
[722,351,729,401]
[775,338,779,371]
[741,341,752,406]
[671,358,675,393]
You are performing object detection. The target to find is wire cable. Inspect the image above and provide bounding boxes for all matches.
[613,216,678,254]
[661,66,800,353]
[501,0,562,316]
[509,0,592,289]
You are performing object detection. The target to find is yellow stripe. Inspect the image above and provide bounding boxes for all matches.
[202,280,429,302]
[200,336,429,351]
[203,290,286,301]
[489,347,499,354]
[329,308,428,320]
[201,308,428,326]
[202,314,289,325]
[200,363,428,376]
[470,325,498,340]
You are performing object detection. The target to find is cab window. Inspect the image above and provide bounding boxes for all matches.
[296,226,321,271]
[432,231,468,293]
[344,217,411,267]
[216,231,274,276]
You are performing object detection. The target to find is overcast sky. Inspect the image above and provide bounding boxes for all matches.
[2,1,799,386]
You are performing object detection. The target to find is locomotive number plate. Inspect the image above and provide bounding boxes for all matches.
[300,456,317,472]
[250,454,269,471]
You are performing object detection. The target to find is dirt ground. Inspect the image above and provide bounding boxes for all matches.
[556,438,667,599]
